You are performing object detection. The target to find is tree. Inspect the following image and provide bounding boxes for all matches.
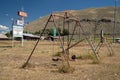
[56,27,61,36]
[5,30,12,37]
[62,28,69,36]
[33,30,41,35]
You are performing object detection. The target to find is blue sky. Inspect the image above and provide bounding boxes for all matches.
[0,0,120,33]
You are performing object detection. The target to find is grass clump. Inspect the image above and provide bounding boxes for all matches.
[89,53,100,64]
[58,65,75,73]
[107,52,114,57]
[77,53,100,64]
[53,52,62,57]
[91,58,100,64]
[76,54,93,60]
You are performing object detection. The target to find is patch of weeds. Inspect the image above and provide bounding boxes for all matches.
[21,63,35,69]
[46,51,49,53]
[91,54,100,64]
[92,58,100,64]
[53,52,62,57]
[76,54,93,60]
[77,53,100,64]
[41,51,45,53]
[107,53,114,57]
[58,65,75,73]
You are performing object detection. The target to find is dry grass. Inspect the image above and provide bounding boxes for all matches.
[0,40,120,80]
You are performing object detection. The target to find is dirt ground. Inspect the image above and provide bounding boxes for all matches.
[0,40,120,80]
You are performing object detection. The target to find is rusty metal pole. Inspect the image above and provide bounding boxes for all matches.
[67,18,70,58]
[68,21,77,46]
[22,14,53,68]
[63,14,65,46]
[77,21,99,61]
[113,0,117,43]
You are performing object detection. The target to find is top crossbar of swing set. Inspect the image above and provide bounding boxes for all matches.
[52,11,80,21]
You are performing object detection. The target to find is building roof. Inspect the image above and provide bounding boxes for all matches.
[23,33,39,38]
[0,34,8,38]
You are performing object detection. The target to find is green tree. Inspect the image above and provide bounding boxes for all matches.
[57,27,61,35]
[5,30,12,37]
[62,28,69,36]
[34,30,41,35]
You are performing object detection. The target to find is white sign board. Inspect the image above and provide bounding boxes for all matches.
[13,26,23,37]
[17,20,24,26]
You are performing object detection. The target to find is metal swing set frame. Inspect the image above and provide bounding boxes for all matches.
[22,11,114,68]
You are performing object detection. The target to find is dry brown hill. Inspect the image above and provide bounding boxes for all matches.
[24,7,120,36]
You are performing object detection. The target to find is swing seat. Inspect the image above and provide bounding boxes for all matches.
[52,57,60,61]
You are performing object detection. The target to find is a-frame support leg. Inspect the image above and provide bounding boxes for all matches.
[77,22,99,61]
[22,15,53,68]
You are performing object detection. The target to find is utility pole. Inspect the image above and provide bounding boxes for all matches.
[11,18,14,47]
[113,0,117,43]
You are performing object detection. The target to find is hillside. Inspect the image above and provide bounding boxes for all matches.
[24,7,120,36]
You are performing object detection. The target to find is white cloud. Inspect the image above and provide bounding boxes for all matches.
[0,25,9,30]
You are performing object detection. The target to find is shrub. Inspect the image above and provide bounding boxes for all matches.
[77,54,100,64]
[58,65,75,73]
[53,52,62,57]
[62,29,69,36]
[76,54,93,60]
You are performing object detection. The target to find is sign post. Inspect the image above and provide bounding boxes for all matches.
[11,18,14,48]
[17,11,28,46]
[13,26,23,37]
[13,25,23,46]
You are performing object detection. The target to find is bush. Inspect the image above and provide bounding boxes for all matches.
[62,29,69,36]
[53,52,62,57]
[58,65,75,73]
[5,30,12,37]
[33,30,41,35]
[92,59,100,64]
[77,54,100,64]
[76,54,93,60]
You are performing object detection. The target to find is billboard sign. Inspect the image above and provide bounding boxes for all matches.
[17,19,24,26]
[13,26,23,37]
[18,11,28,17]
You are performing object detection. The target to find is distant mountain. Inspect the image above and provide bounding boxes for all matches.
[24,7,120,35]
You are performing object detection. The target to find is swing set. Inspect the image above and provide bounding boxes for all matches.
[22,11,114,68]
